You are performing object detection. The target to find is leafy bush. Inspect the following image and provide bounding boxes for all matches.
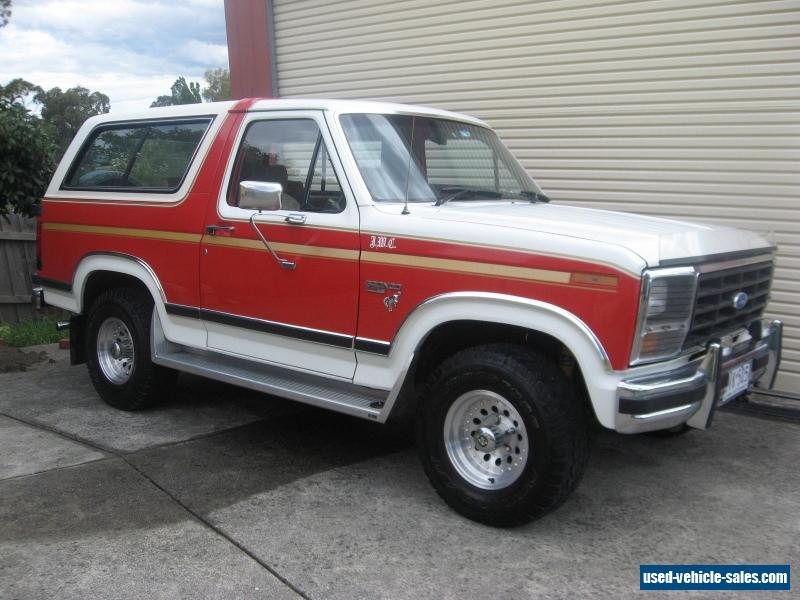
[0,100,57,218]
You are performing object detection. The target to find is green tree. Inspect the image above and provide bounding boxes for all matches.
[34,86,110,155]
[0,78,42,107]
[0,99,57,218]
[149,94,174,108]
[1,0,11,27]
[150,76,202,107]
[202,68,231,102]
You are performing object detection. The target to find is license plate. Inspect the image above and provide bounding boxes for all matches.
[721,361,752,404]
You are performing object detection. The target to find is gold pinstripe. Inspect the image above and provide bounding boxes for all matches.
[43,219,635,277]
[42,222,619,288]
[202,235,359,261]
[42,223,201,243]
[362,250,572,284]
[362,230,636,277]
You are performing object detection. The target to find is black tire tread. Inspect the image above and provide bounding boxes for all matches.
[417,343,589,526]
[85,287,176,411]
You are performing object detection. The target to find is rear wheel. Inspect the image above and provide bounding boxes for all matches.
[417,344,588,526]
[85,287,176,410]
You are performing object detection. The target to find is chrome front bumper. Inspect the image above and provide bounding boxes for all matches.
[615,319,782,434]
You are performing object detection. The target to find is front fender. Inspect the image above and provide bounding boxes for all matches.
[355,292,622,428]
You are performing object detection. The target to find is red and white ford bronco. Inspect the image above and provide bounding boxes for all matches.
[34,98,782,525]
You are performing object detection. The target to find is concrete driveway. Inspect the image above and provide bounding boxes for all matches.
[1,345,797,599]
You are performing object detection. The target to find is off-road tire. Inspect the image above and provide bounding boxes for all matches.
[417,344,589,526]
[85,287,176,410]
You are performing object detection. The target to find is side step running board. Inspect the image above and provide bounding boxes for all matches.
[154,348,387,421]
[150,310,397,422]
[150,311,390,421]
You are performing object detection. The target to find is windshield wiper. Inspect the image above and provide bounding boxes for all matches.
[435,187,503,207]
[435,187,552,206]
[516,190,551,203]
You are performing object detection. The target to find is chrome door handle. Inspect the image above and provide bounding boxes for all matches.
[206,224,235,235]
[285,213,306,225]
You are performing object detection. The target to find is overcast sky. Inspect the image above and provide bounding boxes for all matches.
[0,0,229,113]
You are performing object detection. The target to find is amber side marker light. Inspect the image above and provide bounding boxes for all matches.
[639,333,662,356]
[570,272,619,287]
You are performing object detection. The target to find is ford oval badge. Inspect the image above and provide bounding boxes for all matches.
[732,291,749,310]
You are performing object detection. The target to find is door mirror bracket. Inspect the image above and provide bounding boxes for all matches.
[249,212,296,270]
[240,181,296,270]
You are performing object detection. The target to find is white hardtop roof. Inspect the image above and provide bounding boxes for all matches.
[249,98,489,127]
[85,98,489,129]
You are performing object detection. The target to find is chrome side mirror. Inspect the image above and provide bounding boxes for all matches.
[239,180,282,211]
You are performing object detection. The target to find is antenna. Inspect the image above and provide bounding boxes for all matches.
[402,116,415,215]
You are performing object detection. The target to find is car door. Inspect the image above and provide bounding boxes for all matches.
[200,111,360,379]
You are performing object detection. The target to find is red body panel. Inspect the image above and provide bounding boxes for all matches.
[199,224,360,335]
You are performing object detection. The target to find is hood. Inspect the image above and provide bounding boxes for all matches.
[418,201,773,267]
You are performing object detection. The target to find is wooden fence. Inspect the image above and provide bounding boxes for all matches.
[0,214,37,323]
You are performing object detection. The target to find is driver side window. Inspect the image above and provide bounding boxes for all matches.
[228,118,346,213]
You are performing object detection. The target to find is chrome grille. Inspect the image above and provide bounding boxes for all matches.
[684,258,774,348]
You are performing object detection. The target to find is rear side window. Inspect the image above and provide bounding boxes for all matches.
[63,118,212,192]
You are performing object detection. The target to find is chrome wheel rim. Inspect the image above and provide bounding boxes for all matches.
[96,317,135,384]
[443,390,529,490]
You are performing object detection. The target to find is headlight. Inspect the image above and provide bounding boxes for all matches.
[630,267,698,364]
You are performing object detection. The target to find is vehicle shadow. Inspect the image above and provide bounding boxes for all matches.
[0,374,414,545]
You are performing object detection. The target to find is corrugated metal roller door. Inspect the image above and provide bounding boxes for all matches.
[273,0,800,392]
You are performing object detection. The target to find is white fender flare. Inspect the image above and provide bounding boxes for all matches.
[356,292,622,428]
[43,252,206,349]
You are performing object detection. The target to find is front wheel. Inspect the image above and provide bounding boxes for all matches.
[417,344,588,526]
[85,287,176,410]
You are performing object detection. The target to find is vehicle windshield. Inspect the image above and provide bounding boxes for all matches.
[339,113,542,204]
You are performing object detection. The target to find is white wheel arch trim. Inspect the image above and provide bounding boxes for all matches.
[356,292,623,429]
[43,252,207,349]
[75,253,166,312]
